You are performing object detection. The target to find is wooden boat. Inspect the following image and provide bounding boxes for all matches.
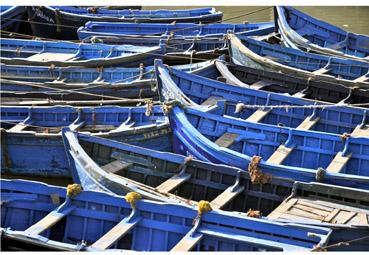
[155,60,369,137]
[227,33,369,89]
[57,131,369,250]
[0,179,333,251]
[165,103,369,178]
[0,38,165,67]
[0,98,153,107]
[1,105,170,177]
[210,59,369,106]
[1,6,26,32]
[61,130,369,250]
[26,6,223,40]
[77,21,274,40]
[275,6,369,62]
[0,60,213,101]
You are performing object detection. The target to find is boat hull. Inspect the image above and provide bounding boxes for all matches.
[27,6,223,40]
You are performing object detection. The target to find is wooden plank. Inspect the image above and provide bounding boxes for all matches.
[156,173,191,193]
[293,204,329,217]
[292,91,307,98]
[214,132,239,148]
[335,211,357,224]
[323,208,340,223]
[351,125,369,138]
[326,151,352,173]
[101,160,132,174]
[210,185,244,210]
[267,199,298,219]
[27,52,76,62]
[249,80,273,90]
[9,123,28,132]
[246,109,271,123]
[171,232,203,251]
[296,116,320,131]
[90,216,141,250]
[267,145,294,165]
[312,68,331,75]
[353,74,369,83]
[201,96,222,106]
[24,204,75,235]
[297,200,335,212]
[286,208,325,221]
[359,213,369,225]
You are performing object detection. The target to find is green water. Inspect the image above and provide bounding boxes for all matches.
[145,6,369,35]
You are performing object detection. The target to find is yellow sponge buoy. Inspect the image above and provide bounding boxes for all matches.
[197,200,212,216]
[66,184,82,197]
[125,192,142,209]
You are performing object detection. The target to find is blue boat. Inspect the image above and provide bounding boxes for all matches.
[0,97,148,107]
[77,21,274,40]
[0,6,26,32]
[155,60,369,137]
[60,129,369,250]
[0,60,214,101]
[275,6,369,62]
[26,6,223,40]
[0,38,165,67]
[227,33,369,88]
[0,179,333,251]
[1,105,170,177]
[209,59,369,106]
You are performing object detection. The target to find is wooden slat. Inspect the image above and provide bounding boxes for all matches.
[24,204,75,235]
[171,232,203,251]
[27,52,76,62]
[326,152,352,173]
[351,125,369,138]
[359,213,369,224]
[323,208,340,223]
[210,185,244,210]
[296,116,320,130]
[90,216,141,250]
[9,123,28,132]
[312,68,331,75]
[297,200,335,212]
[201,96,222,106]
[101,160,132,174]
[156,173,191,193]
[286,208,325,221]
[246,109,271,123]
[267,199,298,219]
[335,211,357,224]
[249,80,273,90]
[353,75,369,83]
[293,204,329,217]
[267,145,294,165]
[292,91,307,98]
[214,132,239,148]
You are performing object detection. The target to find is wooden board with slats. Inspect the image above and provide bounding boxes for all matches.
[268,197,369,225]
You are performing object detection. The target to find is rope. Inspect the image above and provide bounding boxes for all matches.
[248,156,271,184]
[235,102,369,112]
[312,235,369,251]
